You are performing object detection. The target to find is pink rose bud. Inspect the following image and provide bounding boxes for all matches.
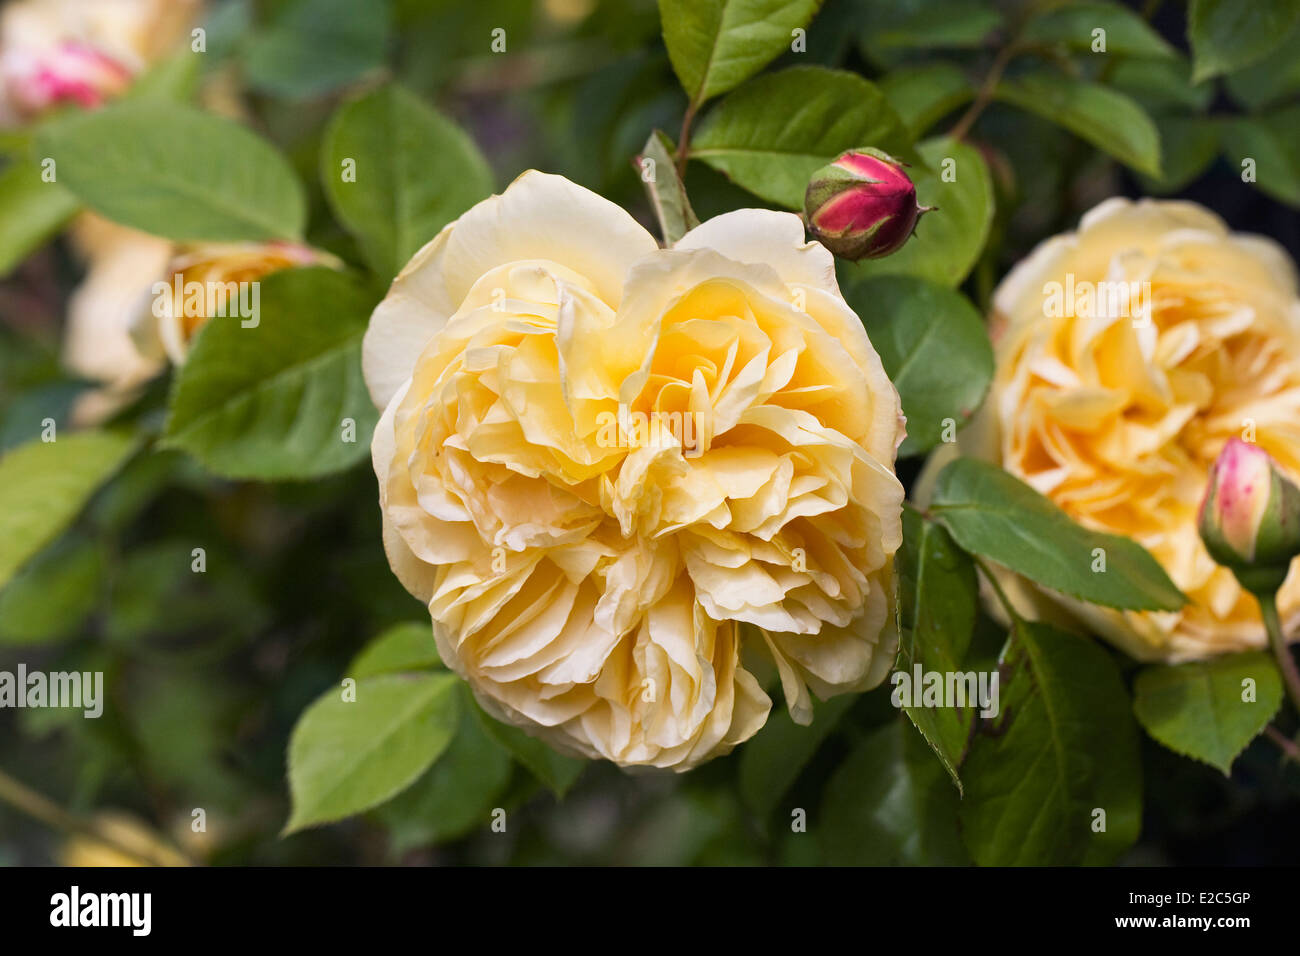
[804,148,933,261]
[1198,438,1300,596]
[3,41,133,119]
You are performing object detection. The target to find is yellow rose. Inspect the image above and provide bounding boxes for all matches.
[58,812,189,867]
[140,240,335,365]
[64,216,335,423]
[365,171,905,769]
[950,198,1300,661]
[0,0,202,126]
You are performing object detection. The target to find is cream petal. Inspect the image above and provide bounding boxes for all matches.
[441,170,657,307]
[362,224,457,408]
[675,208,840,295]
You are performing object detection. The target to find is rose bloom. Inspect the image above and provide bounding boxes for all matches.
[949,198,1300,661]
[365,171,905,769]
[0,0,201,126]
[64,215,333,423]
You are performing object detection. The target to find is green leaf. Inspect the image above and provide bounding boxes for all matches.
[894,507,979,788]
[738,693,854,819]
[0,431,134,589]
[0,536,103,645]
[1189,0,1300,83]
[1225,109,1300,207]
[842,137,992,287]
[1022,2,1175,58]
[820,718,970,865]
[878,63,973,137]
[36,101,306,241]
[960,621,1142,865]
[243,0,391,99]
[1109,55,1214,113]
[321,83,494,281]
[472,701,585,798]
[1134,652,1283,774]
[285,672,460,833]
[162,267,379,480]
[348,621,443,679]
[374,685,513,853]
[858,0,1002,65]
[659,0,824,105]
[930,458,1186,612]
[637,130,700,246]
[1139,116,1220,195]
[995,72,1162,177]
[124,51,202,103]
[846,275,991,456]
[0,160,79,276]
[1224,20,1300,110]
[691,66,912,209]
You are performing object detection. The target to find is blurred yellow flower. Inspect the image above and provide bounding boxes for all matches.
[952,198,1300,661]
[364,171,905,769]
[64,215,334,423]
[58,812,189,867]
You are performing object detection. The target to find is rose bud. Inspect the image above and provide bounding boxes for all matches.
[804,148,932,260]
[1198,438,1300,596]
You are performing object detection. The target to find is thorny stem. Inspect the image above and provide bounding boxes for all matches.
[1259,592,1300,715]
[0,766,185,866]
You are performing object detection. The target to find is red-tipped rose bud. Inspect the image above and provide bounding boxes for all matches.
[804,149,932,261]
[1198,438,1300,596]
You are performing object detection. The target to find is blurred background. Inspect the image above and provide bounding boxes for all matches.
[2,0,1299,865]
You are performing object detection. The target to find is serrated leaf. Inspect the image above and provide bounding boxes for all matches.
[0,431,134,589]
[348,621,443,679]
[845,275,991,456]
[930,458,1186,612]
[1224,19,1300,110]
[738,693,854,819]
[472,701,585,798]
[995,72,1162,177]
[691,66,912,209]
[1134,652,1282,774]
[1022,2,1175,58]
[244,0,391,99]
[162,267,379,480]
[858,0,1002,66]
[0,160,79,276]
[894,506,979,788]
[960,621,1142,865]
[820,718,970,865]
[0,536,103,645]
[321,83,494,281]
[659,0,824,105]
[1189,0,1300,83]
[36,101,306,241]
[637,130,699,246]
[285,672,460,833]
[1224,109,1300,207]
[842,137,993,288]
[374,685,512,853]
[878,63,973,137]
